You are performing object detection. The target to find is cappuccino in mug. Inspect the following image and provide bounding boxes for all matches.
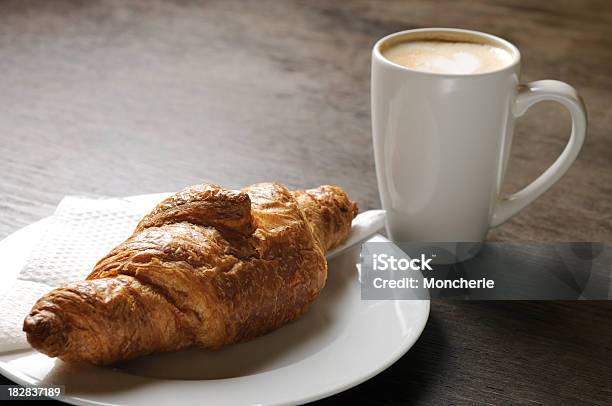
[372,28,587,247]
[382,40,514,74]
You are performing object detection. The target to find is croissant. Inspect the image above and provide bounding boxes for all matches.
[22,182,357,365]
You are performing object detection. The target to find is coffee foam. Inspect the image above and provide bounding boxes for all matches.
[383,40,514,74]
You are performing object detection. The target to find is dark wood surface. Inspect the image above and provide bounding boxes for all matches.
[0,0,610,404]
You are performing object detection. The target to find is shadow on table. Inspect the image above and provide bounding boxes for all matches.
[460,300,611,344]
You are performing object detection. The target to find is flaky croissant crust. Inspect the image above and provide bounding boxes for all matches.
[23,182,357,364]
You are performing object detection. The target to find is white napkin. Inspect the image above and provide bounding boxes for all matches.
[0,194,384,352]
[0,195,159,352]
[326,210,386,259]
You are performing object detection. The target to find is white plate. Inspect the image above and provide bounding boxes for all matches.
[0,195,429,406]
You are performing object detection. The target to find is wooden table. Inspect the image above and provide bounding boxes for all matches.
[1,1,610,404]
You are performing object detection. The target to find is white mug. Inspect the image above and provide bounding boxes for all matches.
[371,28,587,243]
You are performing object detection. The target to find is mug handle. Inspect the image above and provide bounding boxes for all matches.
[490,80,587,227]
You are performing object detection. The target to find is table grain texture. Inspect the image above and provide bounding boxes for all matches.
[0,1,611,405]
